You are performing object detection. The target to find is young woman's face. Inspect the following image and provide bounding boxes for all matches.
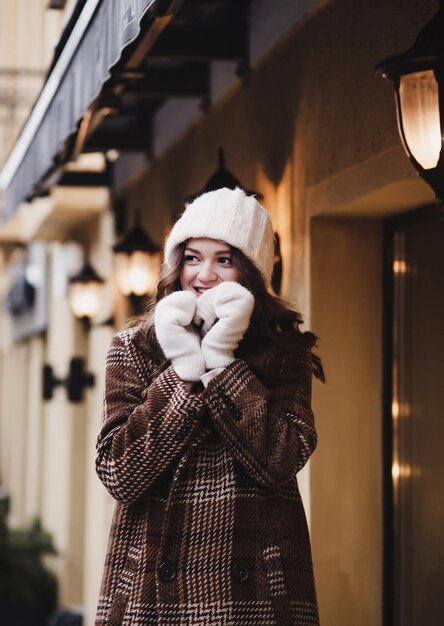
[180,237,240,296]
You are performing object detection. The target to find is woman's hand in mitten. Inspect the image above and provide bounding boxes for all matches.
[200,282,254,369]
[154,291,205,381]
[193,287,217,336]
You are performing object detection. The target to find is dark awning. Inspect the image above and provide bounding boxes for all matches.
[0,0,167,221]
[0,0,251,222]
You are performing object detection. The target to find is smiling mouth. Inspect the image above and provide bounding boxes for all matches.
[193,286,210,294]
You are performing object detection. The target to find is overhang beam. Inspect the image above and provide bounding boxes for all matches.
[148,23,248,61]
[117,64,210,98]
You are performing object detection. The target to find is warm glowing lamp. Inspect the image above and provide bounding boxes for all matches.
[113,212,161,297]
[376,3,444,203]
[69,262,104,320]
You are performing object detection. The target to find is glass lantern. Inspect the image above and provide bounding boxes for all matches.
[376,4,444,201]
[69,263,104,320]
[113,212,161,297]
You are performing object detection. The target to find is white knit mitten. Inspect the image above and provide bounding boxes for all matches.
[193,287,218,336]
[200,282,254,369]
[154,291,206,381]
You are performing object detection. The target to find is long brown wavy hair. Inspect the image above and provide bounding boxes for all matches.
[132,241,325,388]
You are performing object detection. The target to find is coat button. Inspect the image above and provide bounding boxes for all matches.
[222,394,242,420]
[159,561,176,581]
[232,563,250,583]
[184,417,192,426]
[221,393,229,402]
[232,408,242,421]
[239,472,251,486]
[189,409,197,418]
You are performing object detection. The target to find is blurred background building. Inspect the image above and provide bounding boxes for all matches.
[0,0,443,625]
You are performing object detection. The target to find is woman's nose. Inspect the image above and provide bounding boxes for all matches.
[197,262,217,282]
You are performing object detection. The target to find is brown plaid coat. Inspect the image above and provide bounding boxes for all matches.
[95,322,320,626]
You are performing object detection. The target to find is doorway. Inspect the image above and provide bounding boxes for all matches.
[383,204,444,626]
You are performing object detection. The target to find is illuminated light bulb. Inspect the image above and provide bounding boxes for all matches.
[113,212,161,298]
[399,70,441,170]
[393,260,408,274]
[68,262,104,320]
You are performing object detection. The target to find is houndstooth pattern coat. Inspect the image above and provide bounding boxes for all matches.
[95,322,320,626]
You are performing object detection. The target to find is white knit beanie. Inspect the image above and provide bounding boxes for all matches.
[164,187,275,284]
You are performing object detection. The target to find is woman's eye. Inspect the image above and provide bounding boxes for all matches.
[184,254,199,264]
[218,257,233,266]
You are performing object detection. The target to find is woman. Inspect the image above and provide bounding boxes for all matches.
[95,187,325,626]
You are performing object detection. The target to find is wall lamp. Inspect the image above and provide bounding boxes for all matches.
[376,2,444,209]
[185,147,263,203]
[68,260,105,327]
[43,357,94,403]
[113,210,161,306]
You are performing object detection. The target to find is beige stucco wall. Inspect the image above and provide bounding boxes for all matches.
[124,0,437,212]
[39,242,88,605]
[310,218,383,625]
[23,335,46,521]
[0,212,116,616]
[0,342,29,525]
[0,0,69,168]
[39,205,119,613]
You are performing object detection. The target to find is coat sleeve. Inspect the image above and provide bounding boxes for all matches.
[95,332,207,504]
[202,338,317,488]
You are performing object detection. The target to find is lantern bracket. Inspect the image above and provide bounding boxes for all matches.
[43,357,95,403]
